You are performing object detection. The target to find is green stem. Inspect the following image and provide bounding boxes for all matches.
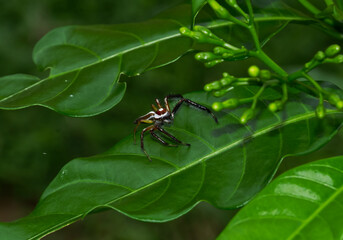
[298,0,321,15]
[298,0,334,25]
[301,72,329,104]
[251,84,266,109]
[244,0,289,79]
[245,0,261,51]
[281,83,288,103]
[250,51,288,78]
[225,0,249,20]
[208,0,248,28]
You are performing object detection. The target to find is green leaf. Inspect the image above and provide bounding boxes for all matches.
[0,87,342,239]
[0,5,194,117]
[218,155,343,240]
[0,3,317,117]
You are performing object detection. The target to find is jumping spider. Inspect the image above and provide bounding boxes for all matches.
[134,94,218,161]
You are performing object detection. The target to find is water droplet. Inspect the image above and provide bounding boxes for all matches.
[61,169,68,179]
[42,152,47,155]
[135,73,140,76]
[69,94,74,98]
[64,80,68,83]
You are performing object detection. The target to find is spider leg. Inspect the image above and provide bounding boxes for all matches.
[156,126,191,146]
[151,104,158,112]
[141,125,155,161]
[155,98,163,109]
[134,112,154,144]
[164,96,171,112]
[150,128,178,147]
[171,97,218,123]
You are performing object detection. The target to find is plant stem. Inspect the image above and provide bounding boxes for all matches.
[250,51,288,78]
[244,0,288,79]
[245,0,261,51]
[298,0,321,15]
[252,84,266,109]
[281,83,288,103]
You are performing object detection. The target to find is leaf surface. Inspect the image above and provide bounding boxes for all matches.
[0,87,342,239]
[0,4,314,116]
[0,6,193,116]
[218,155,343,240]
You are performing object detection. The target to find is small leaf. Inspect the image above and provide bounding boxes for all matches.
[0,87,342,239]
[218,155,343,240]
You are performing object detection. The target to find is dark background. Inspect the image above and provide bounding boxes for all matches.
[0,0,342,239]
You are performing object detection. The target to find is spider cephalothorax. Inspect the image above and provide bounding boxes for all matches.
[134,94,218,161]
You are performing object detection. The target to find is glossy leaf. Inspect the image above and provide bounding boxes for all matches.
[0,5,194,116]
[0,87,342,239]
[218,155,343,240]
[0,3,317,116]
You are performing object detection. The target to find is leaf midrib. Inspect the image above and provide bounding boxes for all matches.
[32,109,341,240]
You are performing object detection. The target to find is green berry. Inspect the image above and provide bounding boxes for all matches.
[223,72,229,77]
[314,51,325,61]
[213,90,227,97]
[210,81,222,90]
[214,47,230,55]
[240,109,254,124]
[194,25,211,36]
[268,100,282,112]
[336,100,343,110]
[212,102,223,111]
[328,93,341,105]
[223,98,239,108]
[204,59,224,67]
[195,52,220,62]
[333,54,343,63]
[315,105,326,119]
[220,77,233,86]
[179,27,191,36]
[208,0,232,19]
[222,52,234,59]
[248,65,260,77]
[204,84,212,92]
[325,44,341,57]
[259,69,271,80]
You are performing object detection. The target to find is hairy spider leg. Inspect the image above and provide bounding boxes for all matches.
[156,125,190,146]
[163,96,171,112]
[167,94,218,123]
[155,98,163,109]
[134,112,154,144]
[141,125,155,161]
[150,128,178,147]
[151,104,158,111]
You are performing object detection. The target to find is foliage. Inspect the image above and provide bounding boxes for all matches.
[0,0,343,239]
[218,156,343,240]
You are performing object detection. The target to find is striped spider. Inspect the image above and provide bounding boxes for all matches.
[134,94,218,161]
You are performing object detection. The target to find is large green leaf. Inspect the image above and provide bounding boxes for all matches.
[0,5,194,117]
[0,4,314,117]
[218,155,343,240]
[0,87,342,239]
